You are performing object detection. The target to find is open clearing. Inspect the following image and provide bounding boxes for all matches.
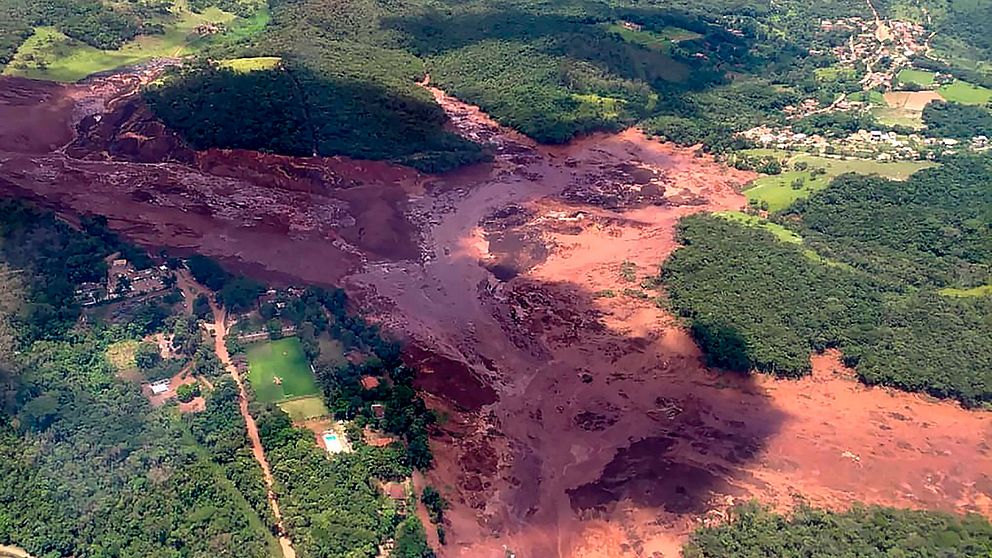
[939,284,992,297]
[895,68,935,87]
[246,337,319,403]
[0,1,269,82]
[278,395,330,421]
[742,152,935,211]
[106,339,140,371]
[938,80,992,105]
[883,90,944,111]
[220,56,282,73]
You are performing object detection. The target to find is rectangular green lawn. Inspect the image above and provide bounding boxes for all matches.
[938,80,992,105]
[896,69,935,87]
[278,396,330,421]
[246,337,320,403]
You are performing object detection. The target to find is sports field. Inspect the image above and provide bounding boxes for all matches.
[246,337,320,403]
[896,69,935,87]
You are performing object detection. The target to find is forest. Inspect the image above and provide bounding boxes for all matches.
[143,0,882,165]
[684,502,992,557]
[0,203,277,557]
[922,101,992,140]
[661,157,992,406]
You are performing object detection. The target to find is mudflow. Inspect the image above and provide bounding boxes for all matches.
[1,70,990,558]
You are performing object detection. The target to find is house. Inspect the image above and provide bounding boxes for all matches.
[360,376,380,390]
[371,403,385,418]
[150,379,171,395]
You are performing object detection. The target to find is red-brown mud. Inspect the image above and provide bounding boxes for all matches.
[1,72,990,558]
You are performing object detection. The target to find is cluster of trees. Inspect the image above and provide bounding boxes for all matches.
[922,100,992,140]
[0,204,276,557]
[186,254,265,312]
[684,502,992,557]
[661,157,992,405]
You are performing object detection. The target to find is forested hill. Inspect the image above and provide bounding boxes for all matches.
[143,0,888,167]
[661,156,992,406]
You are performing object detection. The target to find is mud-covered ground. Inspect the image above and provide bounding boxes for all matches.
[1,72,990,558]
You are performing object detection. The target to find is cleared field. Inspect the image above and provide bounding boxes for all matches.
[714,211,846,268]
[939,285,992,297]
[604,23,700,51]
[0,3,265,82]
[219,56,282,73]
[938,80,992,105]
[106,339,139,371]
[883,90,943,111]
[316,334,346,366]
[896,68,935,87]
[278,395,330,421]
[743,153,935,212]
[246,336,320,403]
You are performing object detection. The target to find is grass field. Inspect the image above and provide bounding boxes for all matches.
[939,285,992,297]
[896,68,936,87]
[219,56,282,72]
[742,153,935,212]
[715,211,848,268]
[246,337,320,403]
[316,334,346,366]
[604,23,700,51]
[106,339,140,371]
[938,80,992,105]
[1,1,269,82]
[278,396,330,421]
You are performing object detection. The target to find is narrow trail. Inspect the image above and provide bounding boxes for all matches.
[179,270,297,558]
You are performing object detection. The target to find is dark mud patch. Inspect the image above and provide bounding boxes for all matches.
[480,204,549,281]
[404,345,498,411]
[567,436,743,515]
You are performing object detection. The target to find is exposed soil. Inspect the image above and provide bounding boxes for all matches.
[1,71,990,558]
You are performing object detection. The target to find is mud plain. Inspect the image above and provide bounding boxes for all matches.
[0,70,990,558]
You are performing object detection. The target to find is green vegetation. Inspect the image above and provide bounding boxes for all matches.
[0,202,277,557]
[662,157,992,405]
[741,152,934,211]
[246,336,319,403]
[219,54,280,72]
[940,284,992,297]
[685,502,992,557]
[939,80,992,105]
[923,100,992,139]
[896,68,935,87]
[1,0,260,82]
[278,395,330,421]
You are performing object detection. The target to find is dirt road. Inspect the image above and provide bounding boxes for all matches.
[1,72,990,558]
[183,271,297,558]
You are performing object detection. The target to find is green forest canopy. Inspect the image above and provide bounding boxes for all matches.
[685,502,992,558]
[661,156,992,406]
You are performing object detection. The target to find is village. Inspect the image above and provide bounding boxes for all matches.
[741,124,989,161]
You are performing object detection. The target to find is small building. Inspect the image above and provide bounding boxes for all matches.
[150,379,171,395]
[360,375,380,390]
[371,403,385,418]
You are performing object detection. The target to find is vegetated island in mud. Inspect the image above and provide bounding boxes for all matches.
[1,70,990,558]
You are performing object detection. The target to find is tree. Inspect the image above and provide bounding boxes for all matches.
[421,486,448,525]
[266,319,283,340]
[135,342,162,370]
[193,293,212,320]
[177,382,201,403]
[219,277,264,313]
[393,517,435,558]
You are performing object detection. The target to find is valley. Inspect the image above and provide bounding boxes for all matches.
[1,65,990,557]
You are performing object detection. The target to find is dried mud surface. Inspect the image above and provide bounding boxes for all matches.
[1,72,990,558]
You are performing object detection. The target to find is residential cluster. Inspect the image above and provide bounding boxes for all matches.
[74,257,171,306]
[743,125,990,161]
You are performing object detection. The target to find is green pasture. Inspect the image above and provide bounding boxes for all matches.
[896,68,935,87]
[939,285,992,297]
[604,23,700,51]
[2,1,268,82]
[742,152,935,212]
[246,336,320,403]
[938,80,992,105]
[219,56,282,72]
